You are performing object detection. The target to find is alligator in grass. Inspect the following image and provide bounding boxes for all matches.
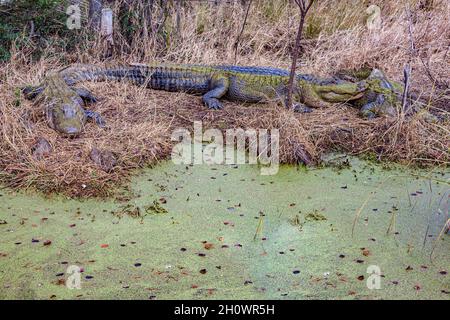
[23,63,410,136]
[23,71,105,135]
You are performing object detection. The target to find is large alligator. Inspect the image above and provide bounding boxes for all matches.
[23,63,407,136]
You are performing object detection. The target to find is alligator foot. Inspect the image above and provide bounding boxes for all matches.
[359,102,378,119]
[85,110,106,128]
[31,138,52,160]
[22,85,44,100]
[75,88,98,103]
[90,148,117,172]
[360,94,396,119]
[293,103,313,113]
[205,98,223,110]
[202,76,228,110]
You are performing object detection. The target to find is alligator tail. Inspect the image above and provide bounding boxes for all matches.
[59,64,148,86]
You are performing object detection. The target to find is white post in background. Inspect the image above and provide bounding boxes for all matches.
[100,7,113,57]
[366,5,382,31]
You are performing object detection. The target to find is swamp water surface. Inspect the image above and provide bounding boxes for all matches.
[0,158,448,299]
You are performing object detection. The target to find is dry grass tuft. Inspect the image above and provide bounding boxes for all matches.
[0,0,448,197]
[1,63,172,197]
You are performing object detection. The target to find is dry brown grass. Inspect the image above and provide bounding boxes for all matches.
[0,0,448,197]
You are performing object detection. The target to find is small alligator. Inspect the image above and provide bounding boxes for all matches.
[23,63,406,136]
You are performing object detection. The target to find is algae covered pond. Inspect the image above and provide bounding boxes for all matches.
[0,158,448,299]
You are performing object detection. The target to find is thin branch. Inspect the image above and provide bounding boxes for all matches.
[286,0,316,109]
[234,0,253,64]
[402,64,411,113]
[420,56,449,90]
[402,5,415,113]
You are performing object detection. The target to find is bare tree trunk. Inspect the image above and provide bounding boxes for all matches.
[234,0,252,63]
[89,0,103,31]
[175,0,182,39]
[402,4,415,114]
[143,0,154,38]
[286,0,315,109]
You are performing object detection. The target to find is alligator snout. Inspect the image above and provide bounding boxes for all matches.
[61,126,82,137]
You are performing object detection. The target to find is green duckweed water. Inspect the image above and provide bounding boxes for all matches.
[0,158,448,299]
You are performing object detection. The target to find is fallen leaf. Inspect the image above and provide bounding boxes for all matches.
[55,279,65,286]
[203,243,214,250]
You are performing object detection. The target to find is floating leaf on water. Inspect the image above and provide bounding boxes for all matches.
[203,243,214,250]
[144,200,168,215]
[305,210,327,222]
[113,204,142,218]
